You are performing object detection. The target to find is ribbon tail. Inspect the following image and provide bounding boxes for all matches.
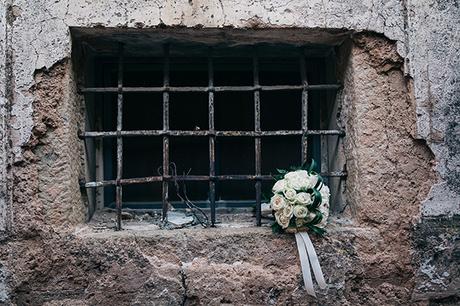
[295,233,316,297]
[300,232,327,290]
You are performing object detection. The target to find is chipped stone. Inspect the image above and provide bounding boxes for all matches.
[167,211,194,228]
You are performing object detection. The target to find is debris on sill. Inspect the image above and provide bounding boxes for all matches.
[261,203,272,217]
[87,207,273,232]
[166,211,194,228]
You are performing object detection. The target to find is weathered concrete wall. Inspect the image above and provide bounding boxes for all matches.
[0,3,7,236]
[0,0,458,305]
[407,0,460,216]
[12,58,86,238]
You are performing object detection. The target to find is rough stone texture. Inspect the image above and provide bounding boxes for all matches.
[408,0,460,216]
[1,224,379,305]
[11,59,86,238]
[412,217,460,304]
[0,0,459,305]
[339,34,438,304]
[343,33,437,228]
[0,0,12,237]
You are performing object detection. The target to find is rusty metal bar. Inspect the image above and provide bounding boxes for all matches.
[80,84,341,93]
[80,129,345,138]
[82,171,348,188]
[79,129,345,138]
[320,89,328,180]
[115,43,124,231]
[253,50,262,226]
[162,44,170,221]
[300,53,308,164]
[208,49,216,226]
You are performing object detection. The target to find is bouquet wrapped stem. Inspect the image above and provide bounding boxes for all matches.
[269,160,329,296]
[270,160,330,235]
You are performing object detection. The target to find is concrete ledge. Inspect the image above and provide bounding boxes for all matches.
[7,220,382,305]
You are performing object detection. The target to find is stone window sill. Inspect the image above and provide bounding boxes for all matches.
[77,210,370,241]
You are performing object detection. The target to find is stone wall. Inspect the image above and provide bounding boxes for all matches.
[0,0,459,305]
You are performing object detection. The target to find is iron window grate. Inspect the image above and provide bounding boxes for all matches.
[79,43,346,230]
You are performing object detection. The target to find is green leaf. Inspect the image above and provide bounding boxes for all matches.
[271,222,283,234]
[314,175,323,190]
[308,159,318,174]
[309,209,323,225]
[276,168,287,174]
[310,188,322,209]
[288,217,296,227]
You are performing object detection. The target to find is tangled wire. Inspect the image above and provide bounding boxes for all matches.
[157,162,209,228]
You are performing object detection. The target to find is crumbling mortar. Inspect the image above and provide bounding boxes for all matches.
[2,1,15,240]
[180,262,188,306]
[337,32,438,302]
[10,57,87,239]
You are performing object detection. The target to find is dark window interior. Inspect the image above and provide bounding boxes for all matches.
[85,45,337,210]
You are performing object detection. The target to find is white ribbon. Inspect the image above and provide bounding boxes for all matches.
[295,232,327,297]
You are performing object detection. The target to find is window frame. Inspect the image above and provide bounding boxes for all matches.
[80,43,346,230]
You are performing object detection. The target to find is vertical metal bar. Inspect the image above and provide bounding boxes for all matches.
[162,44,170,221]
[116,43,124,230]
[300,53,308,164]
[208,49,216,226]
[253,50,262,226]
[95,104,104,211]
[320,60,329,178]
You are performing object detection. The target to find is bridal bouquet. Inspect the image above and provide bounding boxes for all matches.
[269,160,329,296]
[270,160,330,235]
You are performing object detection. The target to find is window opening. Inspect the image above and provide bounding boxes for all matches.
[80,42,346,230]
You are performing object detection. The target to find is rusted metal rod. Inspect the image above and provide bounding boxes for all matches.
[253,49,262,226]
[162,44,170,221]
[208,49,217,226]
[82,172,348,188]
[115,43,124,231]
[80,84,341,93]
[300,53,309,164]
[79,129,345,138]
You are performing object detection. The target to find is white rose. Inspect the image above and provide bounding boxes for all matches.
[317,201,330,228]
[319,201,330,215]
[299,212,315,223]
[295,192,312,206]
[272,179,287,194]
[270,194,287,211]
[306,174,319,189]
[285,170,309,190]
[282,204,294,219]
[275,210,291,229]
[283,188,297,201]
[296,217,307,228]
[319,185,330,204]
[293,205,308,218]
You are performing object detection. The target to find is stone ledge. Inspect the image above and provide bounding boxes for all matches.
[8,218,385,305]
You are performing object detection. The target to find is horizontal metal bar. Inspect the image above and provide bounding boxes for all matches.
[79,129,345,138]
[80,84,341,93]
[307,130,346,135]
[82,171,348,188]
